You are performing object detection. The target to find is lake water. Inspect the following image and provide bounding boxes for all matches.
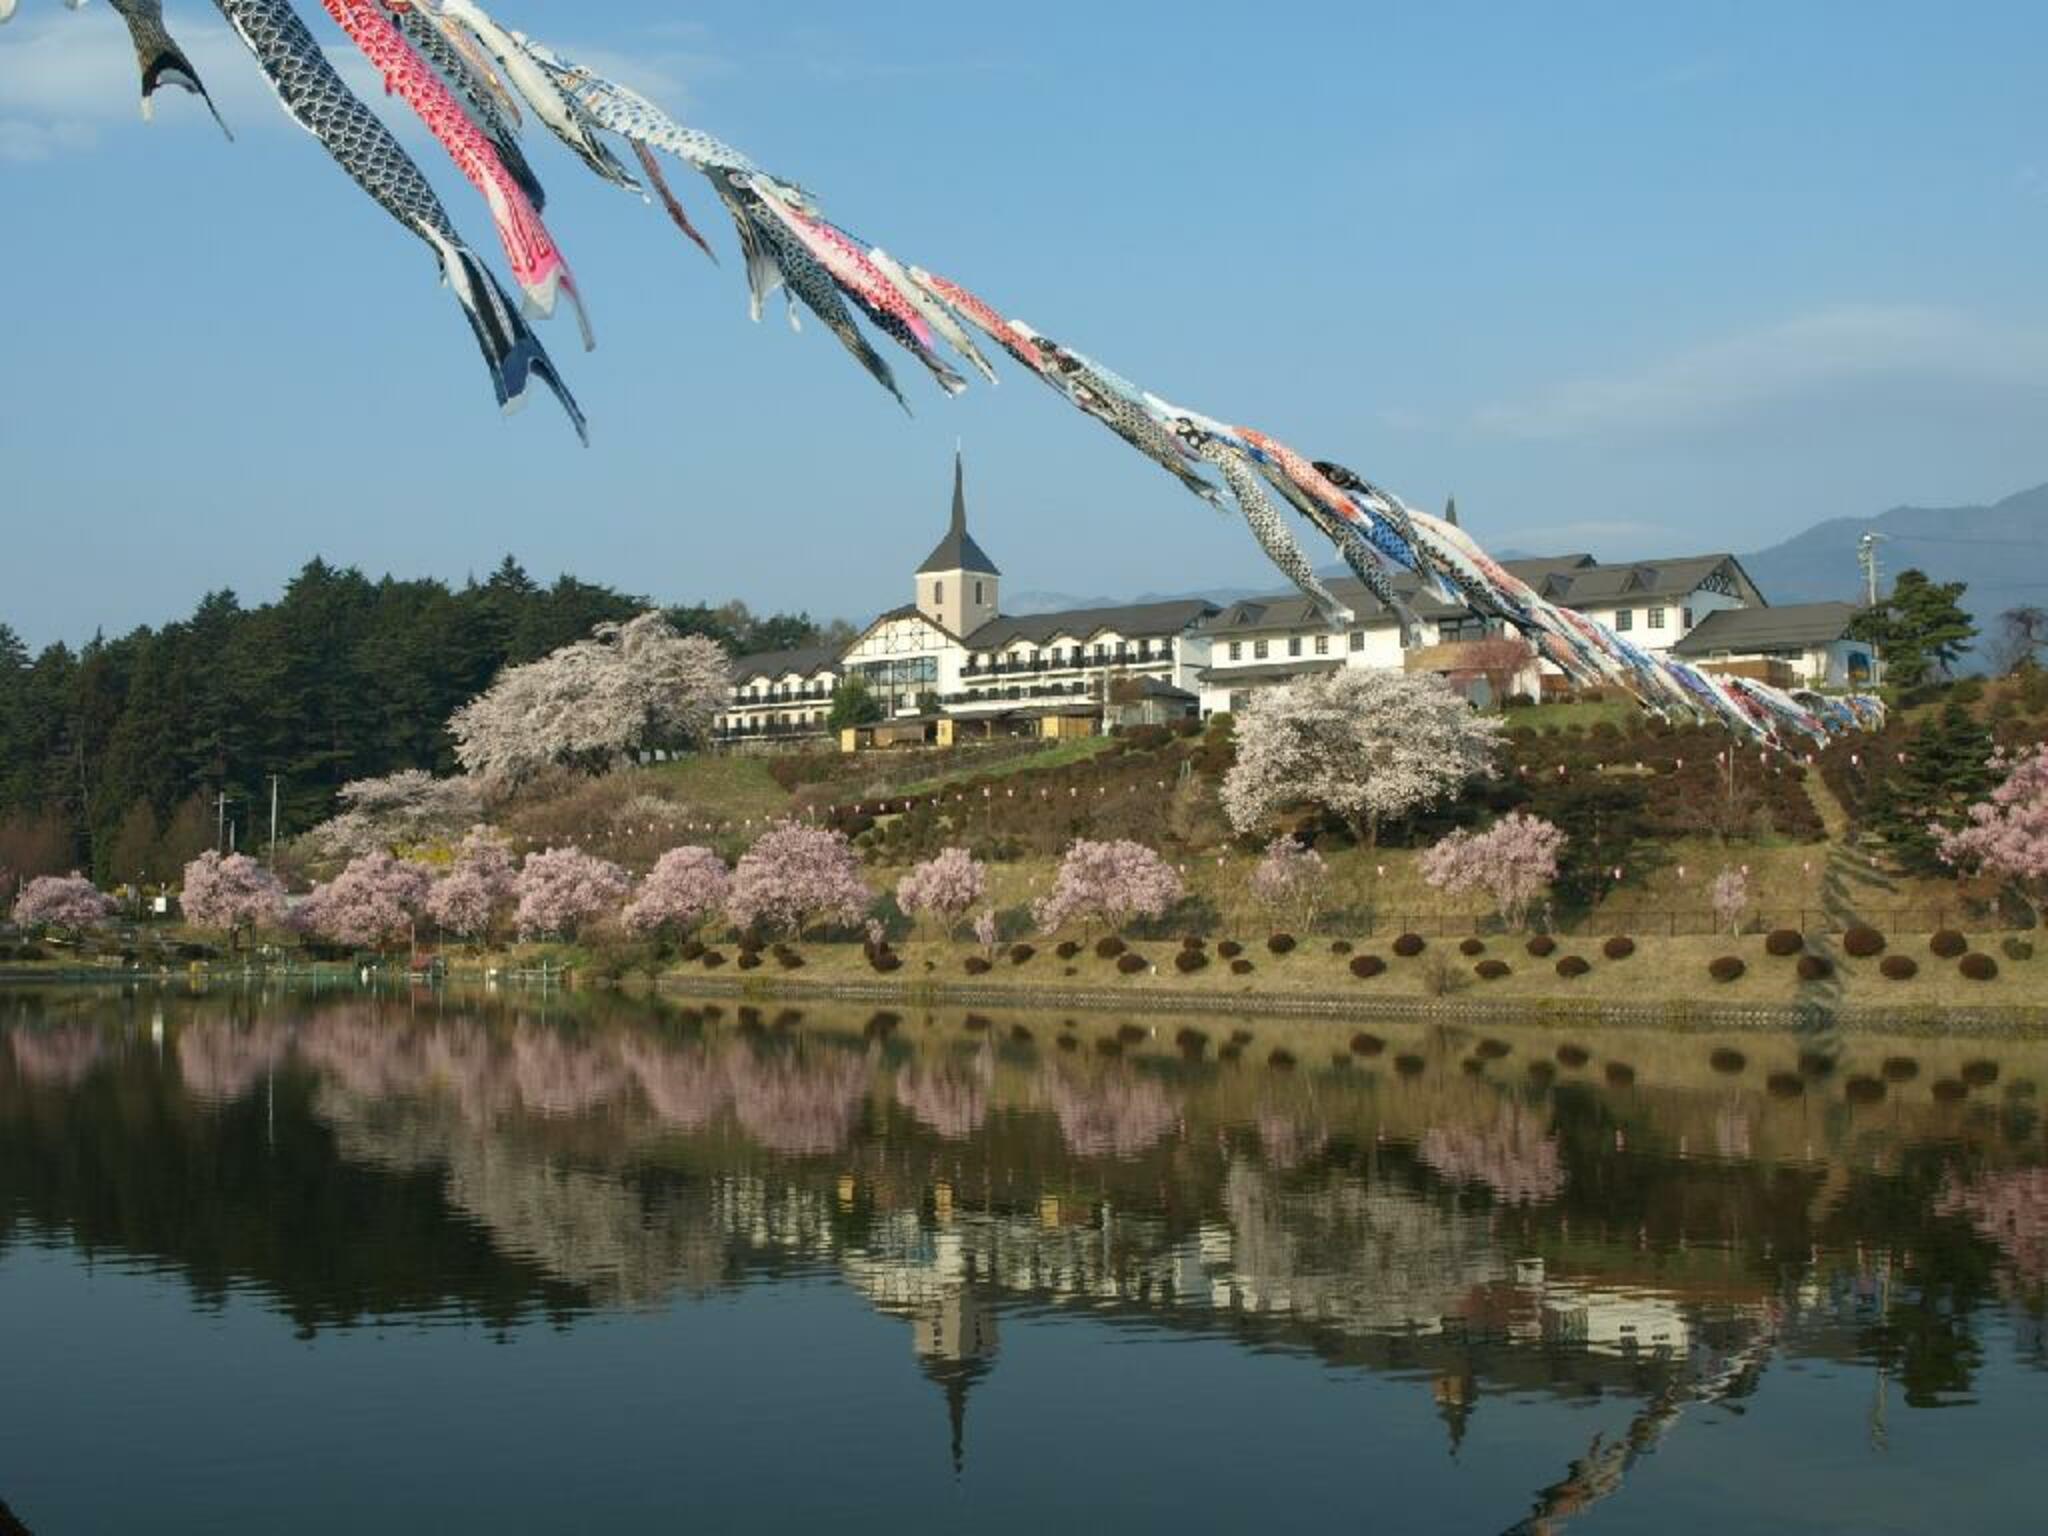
[1,987,2043,1534]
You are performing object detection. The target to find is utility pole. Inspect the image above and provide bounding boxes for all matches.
[268,775,281,871]
[215,791,229,853]
[1857,533,1887,688]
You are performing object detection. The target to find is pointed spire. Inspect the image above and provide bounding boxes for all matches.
[951,447,968,538]
[917,449,1000,576]
[1445,495,1460,528]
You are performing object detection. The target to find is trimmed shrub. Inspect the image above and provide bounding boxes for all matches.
[1843,926,1886,958]
[1475,959,1510,980]
[1229,1029,1255,1046]
[1056,941,1082,960]
[1392,933,1426,958]
[963,956,993,975]
[678,939,706,962]
[1266,933,1297,955]
[1459,937,1486,957]
[1174,949,1209,974]
[1010,1024,1034,1044]
[1765,929,1804,958]
[701,951,727,969]
[1394,1053,1426,1077]
[1267,1048,1297,1071]
[1796,954,1833,982]
[1602,936,1636,961]
[1880,955,1918,981]
[1329,938,1353,956]
[1526,935,1558,958]
[1116,952,1148,975]
[864,1011,900,1037]
[1962,1058,2000,1087]
[1604,1061,1636,1087]
[1118,1023,1147,1044]
[1181,935,1206,952]
[1350,1032,1385,1057]
[1009,943,1036,966]
[1845,1075,1886,1104]
[1881,1057,1920,1082]
[776,949,805,970]
[1095,935,1127,960]
[1709,1048,1747,1075]
[1230,958,1255,976]
[1217,940,1244,959]
[1476,1039,1512,1060]
[1960,952,1999,982]
[2002,937,2036,962]
[1555,955,1591,979]
[1708,956,1745,983]
[1556,1044,1591,1069]
[871,952,902,973]
[737,952,762,971]
[1349,954,1386,980]
[1176,1027,1209,1056]
[1931,930,1968,959]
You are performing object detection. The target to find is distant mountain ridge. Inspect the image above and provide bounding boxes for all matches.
[1741,482,2048,664]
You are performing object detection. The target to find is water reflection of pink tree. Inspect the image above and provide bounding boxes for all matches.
[1938,1169,2048,1292]
[424,1020,520,1123]
[1044,1069,1179,1158]
[177,1020,290,1104]
[727,1047,868,1155]
[1418,1103,1566,1206]
[896,1050,994,1140]
[623,1038,731,1129]
[298,1007,430,1099]
[9,1024,107,1087]
[1257,1110,1327,1171]
[511,1024,628,1117]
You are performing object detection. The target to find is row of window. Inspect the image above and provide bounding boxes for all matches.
[1610,606,1693,634]
[969,639,1170,669]
[1227,631,1366,662]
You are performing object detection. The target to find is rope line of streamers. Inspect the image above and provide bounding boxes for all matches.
[11,0,1886,746]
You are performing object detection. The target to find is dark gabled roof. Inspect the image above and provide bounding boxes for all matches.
[1540,554,1757,607]
[1670,602,1866,657]
[1195,659,1346,685]
[916,454,1000,576]
[963,599,1219,651]
[850,603,963,647]
[730,645,839,683]
[1198,552,1764,636]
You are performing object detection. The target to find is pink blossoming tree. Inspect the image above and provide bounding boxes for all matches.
[1711,866,1749,936]
[514,847,631,940]
[297,851,432,951]
[11,873,115,933]
[1938,744,2048,919]
[1222,669,1502,845]
[623,845,730,938]
[308,770,484,859]
[1419,813,1566,930]
[1033,839,1185,936]
[1249,837,1326,929]
[894,847,987,941]
[179,852,288,947]
[725,822,872,938]
[426,828,519,941]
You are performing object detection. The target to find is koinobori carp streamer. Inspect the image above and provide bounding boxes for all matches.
[13,0,1881,745]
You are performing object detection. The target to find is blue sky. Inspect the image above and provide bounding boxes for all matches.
[3,0,2045,648]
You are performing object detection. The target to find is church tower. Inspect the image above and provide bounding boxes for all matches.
[915,452,999,637]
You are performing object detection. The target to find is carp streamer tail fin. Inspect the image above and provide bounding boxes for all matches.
[435,233,588,444]
[631,143,719,265]
[139,46,234,140]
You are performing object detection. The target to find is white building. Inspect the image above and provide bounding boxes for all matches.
[1670,601,1874,689]
[715,460,1813,746]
